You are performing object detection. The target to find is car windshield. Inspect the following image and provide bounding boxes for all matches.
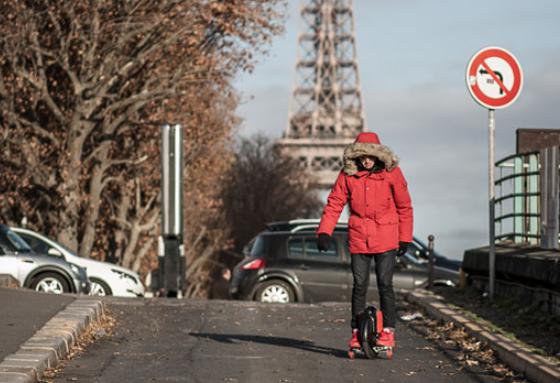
[5,229,33,252]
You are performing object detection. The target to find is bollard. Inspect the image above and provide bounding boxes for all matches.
[159,124,185,297]
[427,235,435,290]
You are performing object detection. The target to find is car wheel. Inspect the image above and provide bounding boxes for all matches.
[89,278,113,296]
[255,280,295,303]
[30,272,70,294]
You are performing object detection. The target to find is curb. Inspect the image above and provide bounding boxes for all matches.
[0,298,105,383]
[405,289,560,383]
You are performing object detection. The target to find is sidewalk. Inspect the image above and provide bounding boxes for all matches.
[406,289,560,383]
[0,288,104,383]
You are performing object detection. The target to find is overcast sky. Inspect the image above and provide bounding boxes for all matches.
[233,0,560,259]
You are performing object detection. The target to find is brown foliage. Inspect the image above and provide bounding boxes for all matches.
[0,0,285,294]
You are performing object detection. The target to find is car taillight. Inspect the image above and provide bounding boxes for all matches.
[241,258,265,270]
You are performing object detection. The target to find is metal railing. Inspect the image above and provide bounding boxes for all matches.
[494,151,540,244]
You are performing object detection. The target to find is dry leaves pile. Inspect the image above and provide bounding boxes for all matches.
[435,286,560,359]
[401,303,529,383]
[39,311,117,383]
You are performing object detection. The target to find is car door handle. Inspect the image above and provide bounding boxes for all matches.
[22,259,35,264]
[299,265,309,270]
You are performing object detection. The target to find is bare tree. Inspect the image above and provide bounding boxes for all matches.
[222,135,322,252]
[0,0,284,291]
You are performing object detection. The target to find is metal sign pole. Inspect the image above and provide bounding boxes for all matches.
[159,124,185,298]
[466,47,523,300]
[488,109,496,299]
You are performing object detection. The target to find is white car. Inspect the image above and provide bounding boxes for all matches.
[13,228,145,298]
[0,224,90,294]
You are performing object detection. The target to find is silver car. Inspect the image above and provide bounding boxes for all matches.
[13,227,145,297]
[0,224,89,294]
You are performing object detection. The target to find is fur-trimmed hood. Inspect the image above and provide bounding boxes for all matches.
[343,132,399,175]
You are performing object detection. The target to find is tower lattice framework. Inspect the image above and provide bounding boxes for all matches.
[277,0,365,187]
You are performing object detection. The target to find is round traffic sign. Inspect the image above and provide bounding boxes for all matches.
[466,47,523,109]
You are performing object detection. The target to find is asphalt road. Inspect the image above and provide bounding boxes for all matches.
[52,298,502,383]
[0,287,74,361]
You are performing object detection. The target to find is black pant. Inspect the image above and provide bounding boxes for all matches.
[350,251,397,329]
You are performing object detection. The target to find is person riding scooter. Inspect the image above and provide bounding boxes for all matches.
[316,132,414,351]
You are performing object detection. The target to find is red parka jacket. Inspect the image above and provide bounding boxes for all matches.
[317,132,413,254]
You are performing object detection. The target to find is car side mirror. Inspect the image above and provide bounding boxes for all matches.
[48,248,63,258]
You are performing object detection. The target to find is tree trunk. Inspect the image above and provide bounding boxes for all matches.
[80,144,110,258]
[57,121,90,252]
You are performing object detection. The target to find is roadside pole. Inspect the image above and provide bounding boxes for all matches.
[488,109,496,298]
[159,124,185,297]
[466,47,523,299]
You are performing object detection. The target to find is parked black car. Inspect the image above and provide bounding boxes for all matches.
[230,219,460,303]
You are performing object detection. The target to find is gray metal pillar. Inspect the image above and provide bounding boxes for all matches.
[158,124,185,297]
[540,146,560,249]
[488,109,496,299]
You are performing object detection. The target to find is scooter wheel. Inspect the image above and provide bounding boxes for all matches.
[348,350,355,359]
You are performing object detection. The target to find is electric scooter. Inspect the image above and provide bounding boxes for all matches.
[348,305,394,359]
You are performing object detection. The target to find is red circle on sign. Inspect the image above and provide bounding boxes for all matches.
[466,47,523,109]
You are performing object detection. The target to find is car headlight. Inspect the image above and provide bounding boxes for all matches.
[111,269,138,284]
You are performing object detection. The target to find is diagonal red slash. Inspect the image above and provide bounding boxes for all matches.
[480,60,510,96]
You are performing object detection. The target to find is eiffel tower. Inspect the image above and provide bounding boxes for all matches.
[277,0,365,187]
